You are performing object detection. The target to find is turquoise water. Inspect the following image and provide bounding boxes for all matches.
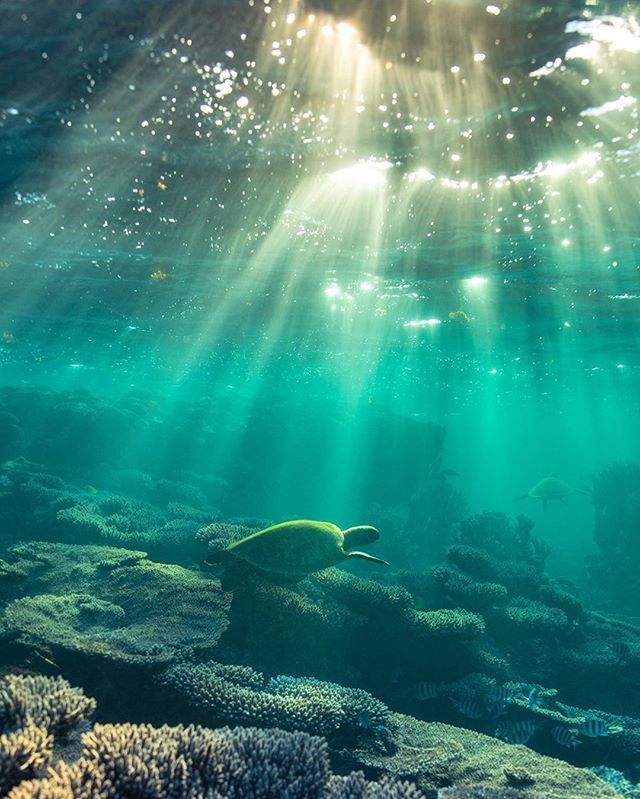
[1,2,640,797]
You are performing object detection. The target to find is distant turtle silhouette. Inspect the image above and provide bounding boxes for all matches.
[515,475,584,511]
[206,519,388,589]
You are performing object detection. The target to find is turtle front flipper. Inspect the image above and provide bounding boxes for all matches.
[346,551,389,566]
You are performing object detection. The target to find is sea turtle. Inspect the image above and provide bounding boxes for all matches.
[516,475,579,511]
[205,519,388,588]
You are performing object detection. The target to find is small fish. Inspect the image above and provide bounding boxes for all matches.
[492,685,514,704]
[451,698,485,719]
[611,641,631,659]
[409,682,441,701]
[527,687,545,709]
[25,647,59,670]
[0,475,11,488]
[580,718,621,738]
[495,719,538,745]
[551,726,581,749]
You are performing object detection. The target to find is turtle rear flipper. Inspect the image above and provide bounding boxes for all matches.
[346,551,389,566]
[220,559,254,591]
[205,550,229,565]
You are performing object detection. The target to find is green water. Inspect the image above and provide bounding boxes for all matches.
[1,1,640,796]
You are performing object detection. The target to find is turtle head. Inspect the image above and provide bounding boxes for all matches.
[343,525,379,550]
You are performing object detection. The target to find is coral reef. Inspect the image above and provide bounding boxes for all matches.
[591,767,640,799]
[352,713,620,798]
[0,673,96,735]
[455,513,550,575]
[405,608,486,640]
[0,725,52,797]
[160,659,391,739]
[0,542,230,667]
[315,569,414,616]
[0,455,222,563]
[431,565,508,611]
[0,672,620,799]
[6,721,424,799]
[220,573,361,680]
[438,790,530,799]
[0,674,94,798]
[51,490,217,561]
[196,519,259,557]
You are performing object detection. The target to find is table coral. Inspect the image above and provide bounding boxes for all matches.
[0,543,230,666]
[353,713,621,799]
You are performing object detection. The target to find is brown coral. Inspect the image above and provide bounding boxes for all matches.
[0,674,95,737]
[0,725,52,797]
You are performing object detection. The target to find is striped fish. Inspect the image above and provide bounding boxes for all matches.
[410,682,441,701]
[551,726,581,749]
[611,641,631,659]
[492,685,514,704]
[495,719,538,745]
[489,685,514,716]
[451,697,485,719]
[580,718,621,737]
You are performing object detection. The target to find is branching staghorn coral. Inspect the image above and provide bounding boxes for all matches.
[404,608,486,641]
[431,566,508,612]
[160,660,390,738]
[196,520,258,555]
[0,674,95,737]
[325,772,427,798]
[0,725,52,797]
[6,723,425,799]
[314,569,414,616]
[489,599,569,639]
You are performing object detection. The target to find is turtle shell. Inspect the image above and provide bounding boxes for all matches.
[529,476,571,499]
[225,519,346,577]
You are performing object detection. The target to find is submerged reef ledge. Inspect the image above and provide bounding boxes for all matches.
[0,673,621,799]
